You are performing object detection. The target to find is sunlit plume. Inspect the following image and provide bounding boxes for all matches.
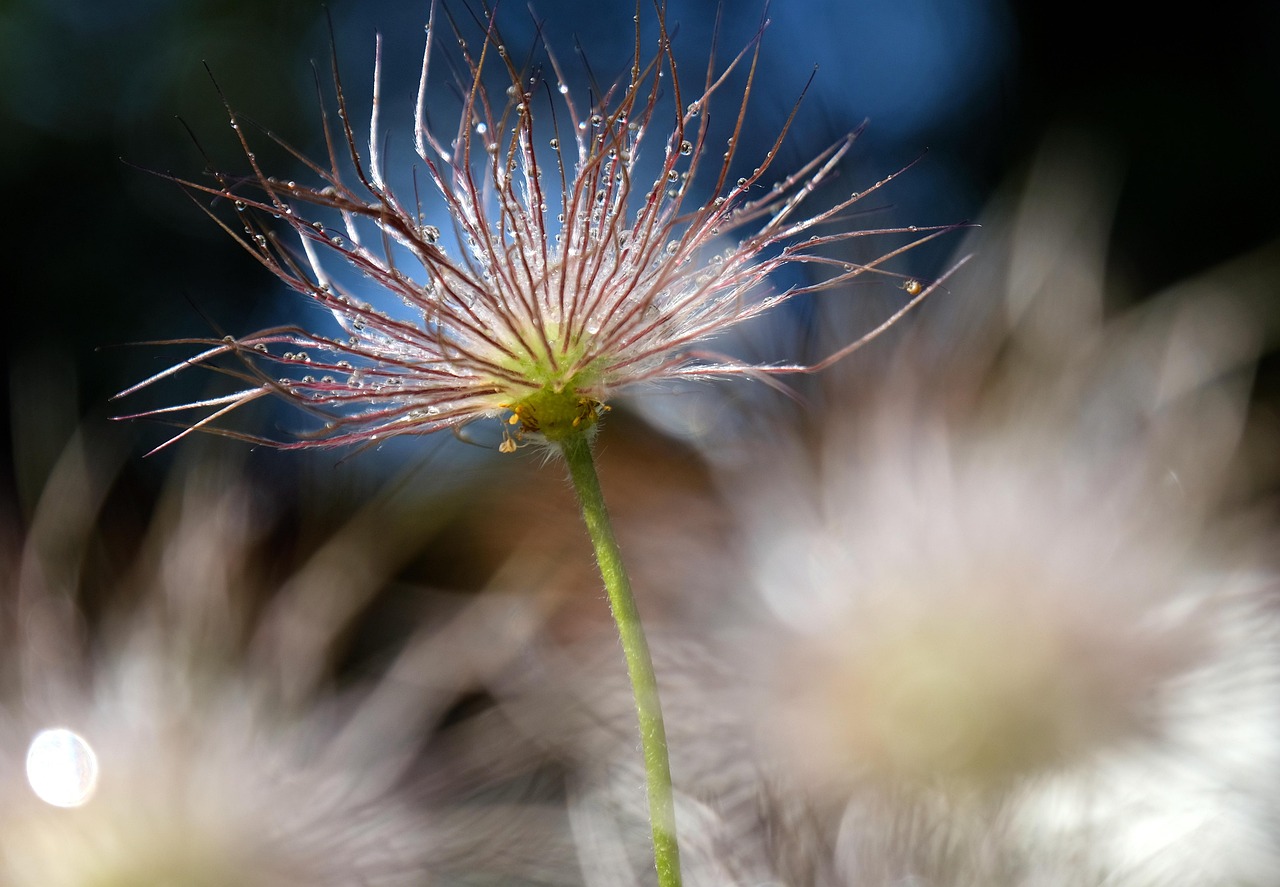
[114,1,960,454]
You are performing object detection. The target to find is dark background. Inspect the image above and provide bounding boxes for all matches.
[1,0,1277,503]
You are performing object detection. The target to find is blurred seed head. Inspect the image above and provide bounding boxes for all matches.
[0,432,570,885]
[638,135,1279,885]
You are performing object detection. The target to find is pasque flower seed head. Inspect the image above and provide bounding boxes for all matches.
[116,2,959,453]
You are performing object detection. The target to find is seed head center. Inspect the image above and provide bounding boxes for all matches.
[505,386,606,443]
[496,326,611,446]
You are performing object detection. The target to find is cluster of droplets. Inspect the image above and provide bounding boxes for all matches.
[113,0,966,456]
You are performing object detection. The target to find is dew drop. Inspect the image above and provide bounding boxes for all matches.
[679,140,692,155]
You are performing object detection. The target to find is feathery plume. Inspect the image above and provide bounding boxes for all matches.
[114,2,957,453]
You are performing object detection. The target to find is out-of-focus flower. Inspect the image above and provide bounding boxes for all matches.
[723,139,1280,885]
[0,439,565,885]
[114,3,956,453]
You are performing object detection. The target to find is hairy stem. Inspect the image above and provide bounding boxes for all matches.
[559,432,683,887]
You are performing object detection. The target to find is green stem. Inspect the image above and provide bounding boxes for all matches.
[559,432,683,887]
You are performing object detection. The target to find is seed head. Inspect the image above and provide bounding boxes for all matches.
[0,464,466,886]
[116,2,958,454]
[713,148,1280,883]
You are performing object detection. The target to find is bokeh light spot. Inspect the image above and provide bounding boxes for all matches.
[25,728,99,808]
